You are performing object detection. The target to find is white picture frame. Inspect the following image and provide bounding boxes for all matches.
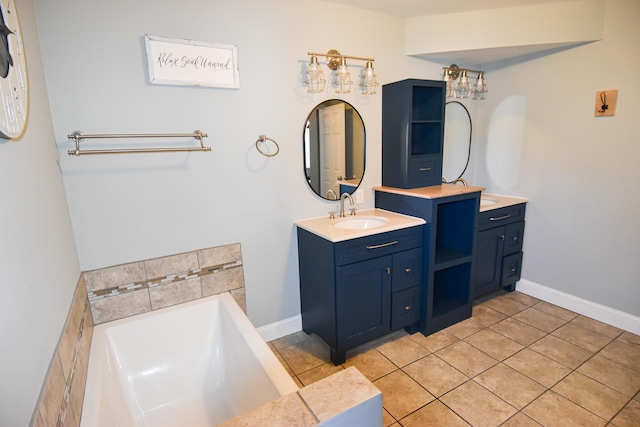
[144,34,239,89]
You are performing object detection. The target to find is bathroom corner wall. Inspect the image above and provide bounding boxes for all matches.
[84,243,246,324]
[32,277,93,427]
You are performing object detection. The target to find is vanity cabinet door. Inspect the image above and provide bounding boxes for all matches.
[473,226,505,298]
[336,256,392,351]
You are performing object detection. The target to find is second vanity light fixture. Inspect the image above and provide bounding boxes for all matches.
[305,49,378,95]
[443,64,487,100]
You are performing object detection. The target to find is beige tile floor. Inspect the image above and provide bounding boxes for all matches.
[268,291,640,426]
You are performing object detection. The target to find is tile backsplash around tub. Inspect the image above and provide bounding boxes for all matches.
[84,243,246,324]
[32,276,93,427]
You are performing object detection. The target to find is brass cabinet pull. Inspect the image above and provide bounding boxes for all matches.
[387,267,391,275]
[404,305,412,311]
[489,214,512,221]
[366,241,398,250]
[419,167,432,171]
[405,268,412,273]
[511,268,517,272]
[513,236,518,241]
[500,235,505,241]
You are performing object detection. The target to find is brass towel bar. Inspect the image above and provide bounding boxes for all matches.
[67,130,211,156]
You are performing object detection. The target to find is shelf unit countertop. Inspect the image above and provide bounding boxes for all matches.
[373,184,485,199]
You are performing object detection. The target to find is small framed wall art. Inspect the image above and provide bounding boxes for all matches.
[144,34,239,89]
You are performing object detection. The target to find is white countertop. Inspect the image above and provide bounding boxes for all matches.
[480,193,528,212]
[295,208,425,243]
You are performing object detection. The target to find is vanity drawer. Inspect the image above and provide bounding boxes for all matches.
[504,222,525,256]
[478,203,526,231]
[409,157,441,187]
[501,252,523,286]
[391,286,421,330]
[335,226,423,266]
[392,248,422,292]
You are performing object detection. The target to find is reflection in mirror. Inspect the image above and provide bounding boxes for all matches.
[442,101,472,183]
[304,100,365,200]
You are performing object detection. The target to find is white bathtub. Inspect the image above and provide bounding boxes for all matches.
[81,292,299,427]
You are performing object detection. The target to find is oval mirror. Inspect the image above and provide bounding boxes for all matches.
[303,100,365,200]
[442,101,472,183]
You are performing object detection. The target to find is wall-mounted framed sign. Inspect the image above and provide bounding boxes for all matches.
[144,34,239,89]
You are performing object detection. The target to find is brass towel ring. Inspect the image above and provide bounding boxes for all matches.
[256,134,280,157]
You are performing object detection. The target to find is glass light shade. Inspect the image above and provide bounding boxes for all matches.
[333,61,352,93]
[472,73,487,100]
[304,56,326,93]
[454,70,471,98]
[360,61,378,95]
[443,70,453,98]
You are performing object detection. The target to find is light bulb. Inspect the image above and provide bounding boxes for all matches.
[455,70,471,98]
[304,55,326,93]
[333,59,352,93]
[360,60,379,95]
[443,70,453,98]
[473,72,486,100]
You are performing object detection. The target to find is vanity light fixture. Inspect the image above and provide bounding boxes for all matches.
[305,50,378,95]
[443,64,487,100]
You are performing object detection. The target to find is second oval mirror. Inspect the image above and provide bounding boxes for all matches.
[442,101,472,183]
[303,100,365,200]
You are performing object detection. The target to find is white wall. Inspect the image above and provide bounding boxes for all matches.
[0,1,81,425]
[472,0,640,316]
[34,0,440,328]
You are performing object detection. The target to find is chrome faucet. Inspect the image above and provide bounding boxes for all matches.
[339,192,354,217]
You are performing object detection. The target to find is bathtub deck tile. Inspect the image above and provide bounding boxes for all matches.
[217,392,318,427]
[299,366,382,423]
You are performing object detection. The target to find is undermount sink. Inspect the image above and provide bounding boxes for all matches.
[333,216,389,230]
[480,198,498,206]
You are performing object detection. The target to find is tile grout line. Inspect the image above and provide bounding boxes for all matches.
[271,292,639,427]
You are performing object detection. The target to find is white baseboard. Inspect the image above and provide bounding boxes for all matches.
[517,279,640,335]
[257,314,302,342]
[256,280,640,342]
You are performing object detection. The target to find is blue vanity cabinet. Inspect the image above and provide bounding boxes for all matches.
[473,203,526,299]
[382,79,446,189]
[375,187,481,336]
[297,226,423,365]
